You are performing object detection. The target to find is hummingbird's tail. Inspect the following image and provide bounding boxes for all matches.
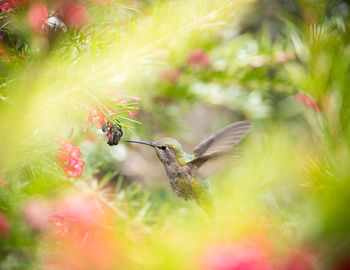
[193,180,215,218]
[195,194,215,218]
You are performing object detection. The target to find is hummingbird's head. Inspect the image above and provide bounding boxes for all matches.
[126,138,186,166]
[153,138,185,165]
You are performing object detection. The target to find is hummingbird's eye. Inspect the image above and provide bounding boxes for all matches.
[158,146,167,150]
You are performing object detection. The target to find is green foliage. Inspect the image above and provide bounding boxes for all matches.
[1,0,350,269]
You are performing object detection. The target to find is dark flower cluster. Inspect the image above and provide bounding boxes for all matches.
[102,120,123,146]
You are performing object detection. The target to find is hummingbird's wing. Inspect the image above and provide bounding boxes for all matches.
[188,121,252,169]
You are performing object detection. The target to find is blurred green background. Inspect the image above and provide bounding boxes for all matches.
[1,0,350,269]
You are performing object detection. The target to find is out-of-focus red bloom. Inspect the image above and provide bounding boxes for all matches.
[23,198,51,231]
[28,3,48,32]
[283,249,316,270]
[199,240,271,270]
[0,213,9,236]
[83,108,107,132]
[0,179,8,187]
[188,49,211,68]
[0,2,14,13]
[8,0,26,4]
[0,0,27,13]
[0,0,18,14]
[0,171,7,187]
[50,214,70,238]
[48,195,99,240]
[43,193,123,270]
[160,68,182,84]
[296,93,320,112]
[56,141,85,178]
[62,2,88,27]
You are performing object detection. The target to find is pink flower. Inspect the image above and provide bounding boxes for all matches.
[199,241,271,270]
[0,213,9,236]
[296,93,320,112]
[0,0,27,14]
[28,3,48,32]
[56,141,85,178]
[0,2,14,13]
[23,198,51,231]
[50,214,70,238]
[43,193,122,270]
[62,2,88,27]
[83,108,107,132]
[48,195,99,240]
[49,195,97,239]
[160,69,181,84]
[188,49,211,68]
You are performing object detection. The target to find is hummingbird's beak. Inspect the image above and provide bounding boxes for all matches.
[125,140,155,147]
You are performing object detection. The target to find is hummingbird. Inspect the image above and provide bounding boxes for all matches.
[126,121,252,216]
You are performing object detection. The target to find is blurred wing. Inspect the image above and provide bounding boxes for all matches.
[188,121,252,171]
[191,121,252,158]
[189,151,242,178]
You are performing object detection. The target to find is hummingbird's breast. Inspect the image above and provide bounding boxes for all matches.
[169,176,195,200]
[166,164,195,200]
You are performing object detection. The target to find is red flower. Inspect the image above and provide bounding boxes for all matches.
[83,108,107,132]
[283,249,316,270]
[57,141,85,178]
[23,198,51,231]
[295,93,320,112]
[50,214,70,238]
[199,241,271,270]
[28,3,48,32]
[0,2,14,13]
[48,194,100,240]
[0,213,9,237]
[0,0,27,14]
[43,194,122,270]
[61,2,88,27]
[188,49,211,68]
[49,194,103,237]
